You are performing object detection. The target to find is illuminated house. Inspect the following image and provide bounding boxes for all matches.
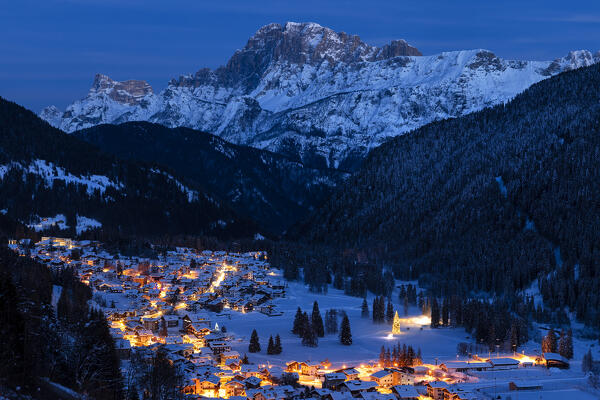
[369,370,394,387]
[195,375,220,396]
[426,382,449,400]
[390,385,419,400]
[339,380,378,396]
[323,373,347,390]
[224,380,246,397]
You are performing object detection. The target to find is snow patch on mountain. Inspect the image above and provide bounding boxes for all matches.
[26,213,102,234]
[0,160,122,195]
[76,215,102,234]
[27,214,69,231]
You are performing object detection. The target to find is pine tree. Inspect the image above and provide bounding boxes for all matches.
[379,346,386,366]
[542,328,557,353]
[292,307,303,334]
[441,298,449,326]
[274,334,282,354]
[302,320,318,347]
[582,348,593,373]
[333,269,344,290]
[558,329,573,359]
[249,329,261,353]
[386,300,394,324]
[325,309,338,334]
[242,353,249,364]
[430,298,440,328]
[267,335,275,355]
[340,315,352,345]
[361,298,369,318]
[403,296,409,316]
[372,297,379,323]
[392,311,401,334]
[312,301,325,337]
[407,345,415,366]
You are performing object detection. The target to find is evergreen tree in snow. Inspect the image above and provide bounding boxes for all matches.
[292,307,303,335]
[361,298,369,318]
[392,311,401,334]
[430,298,440,328]
[416,348,423,365]
[372,297,379,323]
[558,329,574,359]
[302,319,318,347]
[312,301,325,337]
[386,300,394,324]
[442,297,449,326]
[267,335,275,355]
[274,334,282,354]
[542,328,557,354]
[340,315,352,345]
[325,309,338,334]
[249,329,261,353]
[582,348,593,373]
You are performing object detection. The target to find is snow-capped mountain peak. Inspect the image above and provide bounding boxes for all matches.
[89,73,153,105]
[40,23,600,170]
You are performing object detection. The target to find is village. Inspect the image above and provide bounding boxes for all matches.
[7,237,597,400]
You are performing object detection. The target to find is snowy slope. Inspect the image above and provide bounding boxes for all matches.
[41,22,600,169]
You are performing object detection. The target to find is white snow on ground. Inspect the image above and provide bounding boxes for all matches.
[0,159,121,195]
[27,159,121,195]
[27,214,69,231]
[471,368,597,399]
[209,277,466,368]
[51,285,63,314]
[76,215,102,234]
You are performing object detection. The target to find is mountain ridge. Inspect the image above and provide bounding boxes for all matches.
[40,22,600,169]
[0,97,258,239]
[75,121,347,234]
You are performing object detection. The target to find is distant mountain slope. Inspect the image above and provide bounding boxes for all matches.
[294,64,600,325]
[0,97,256,238]
[41,22,599,169]
[75,122,346,234]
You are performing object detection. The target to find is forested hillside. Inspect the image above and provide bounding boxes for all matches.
[294,63,600,328]
[0,98,256,239]
[0,240,123,398]
[76,122,346,234]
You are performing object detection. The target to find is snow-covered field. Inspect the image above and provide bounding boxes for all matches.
[207,277,471,368]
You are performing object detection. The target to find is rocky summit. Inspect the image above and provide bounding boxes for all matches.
[40,22,600,170]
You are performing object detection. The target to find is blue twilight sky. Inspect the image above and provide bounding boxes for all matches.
[1,0,599,112]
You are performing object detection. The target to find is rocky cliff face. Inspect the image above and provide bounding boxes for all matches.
[41,22,600,170]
